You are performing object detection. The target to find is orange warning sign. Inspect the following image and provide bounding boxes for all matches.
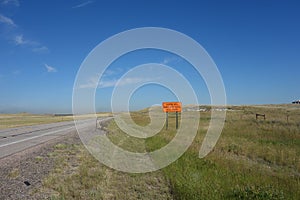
[162,102,182,112]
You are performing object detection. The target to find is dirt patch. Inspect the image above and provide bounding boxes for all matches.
[0,131,81,200]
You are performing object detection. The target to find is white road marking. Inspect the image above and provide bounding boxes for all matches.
[0,126,75,148]
[0,117,112,149]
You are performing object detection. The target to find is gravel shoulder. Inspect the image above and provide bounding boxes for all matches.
[0,131,81,200]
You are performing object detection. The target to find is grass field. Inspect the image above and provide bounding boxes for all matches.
[151,105,300,199]
[36,104,299,199]
[37,142,171,199]
[0,113,112,129]
[0,113,73,129]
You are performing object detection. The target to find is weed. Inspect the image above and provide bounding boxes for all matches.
[8,168,20,179]
[230,185,285,200]
[35,156,44,162]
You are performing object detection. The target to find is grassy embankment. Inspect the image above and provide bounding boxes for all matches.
[146,105,300,199]
[35,105,299,199]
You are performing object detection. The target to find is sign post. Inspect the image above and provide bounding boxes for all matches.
[162,102,182,130]
[166,112,169,130]
[176,111,178,129]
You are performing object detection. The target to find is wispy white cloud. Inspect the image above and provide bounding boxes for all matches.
[14,34,26,45]
[99,79,118,88]
[14,34,44,49]
[1,0,20,7]
[100,77,155,88]
[14,34,38,46]
[72,0,93,9]
[78,68,124,88]
[45,64,57,73]
[12,70,21,75]
[109,77,150,88]
[78,76,98,89]
[79,76,153,89]
[0,2,48,53]
[103,68,123,77]
[32,46,49,53]
[0,14,16,27]
[161,56,182,65]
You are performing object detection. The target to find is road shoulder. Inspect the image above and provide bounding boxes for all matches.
[0,131,81,200]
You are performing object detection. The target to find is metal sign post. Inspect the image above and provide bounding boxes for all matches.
[166,112,169,130]
[176,111,178,129]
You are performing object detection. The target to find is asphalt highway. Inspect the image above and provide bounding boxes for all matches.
[0,118,106,159]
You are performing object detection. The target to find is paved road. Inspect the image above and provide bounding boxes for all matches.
[0,118,108,159]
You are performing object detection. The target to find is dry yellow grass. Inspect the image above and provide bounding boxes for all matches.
[0,112,112,129]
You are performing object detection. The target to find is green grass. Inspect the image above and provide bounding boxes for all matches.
[39,142,171,200]
[37,105,300,199]
[107,105,300,199]
[143,105,300,199]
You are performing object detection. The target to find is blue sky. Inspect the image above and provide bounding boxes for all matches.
[0,0,300,113]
